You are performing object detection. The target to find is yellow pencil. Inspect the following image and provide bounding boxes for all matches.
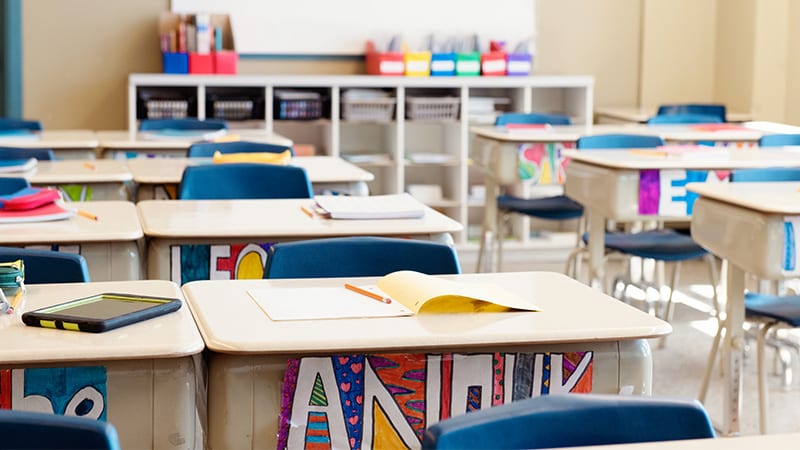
[77,209,98,221]
[83,161,97,170]
[300,205,314,218]
[9,288,23,311]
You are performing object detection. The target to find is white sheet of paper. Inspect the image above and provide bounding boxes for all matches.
[248,286,413,321]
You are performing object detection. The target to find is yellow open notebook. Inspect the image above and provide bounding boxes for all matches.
[248,271,539,321]
[212,150,292,165]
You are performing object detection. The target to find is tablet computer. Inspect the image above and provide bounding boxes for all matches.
[21,293,182,333]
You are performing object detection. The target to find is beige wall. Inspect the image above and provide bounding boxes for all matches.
[23,1,794,128]
[639,0,717,107]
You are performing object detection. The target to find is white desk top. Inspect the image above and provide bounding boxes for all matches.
[595,105,755,123]
[471,121,780,143]
[0,280,203,364]
[137,198,463,239]
[0,160,132,183]
[0,201,143,244]
[562,148,800,170]
[97,130,293,149]
[126,156,374,184]
[687,181,800,215]
[182,272,671,354]
[0,130,98,149]
[560,433,800,450]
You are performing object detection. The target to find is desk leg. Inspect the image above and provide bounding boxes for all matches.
[477,164,500,273]
[587,210,605,290]
[722,263,745,436]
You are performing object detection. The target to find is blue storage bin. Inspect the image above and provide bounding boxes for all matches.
[162,52,189,74]
[430,53,456,76]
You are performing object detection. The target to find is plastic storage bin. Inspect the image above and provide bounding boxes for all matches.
[274,91,324,120]
[404,51,431,76]
[162,52,189,74]
[406,97,460,121]
[455,52,481,76]
[365,41,404,76]
[342,98,396,122]
[430,53,457,76]
[481,51,507,76]
[506,53,532,76]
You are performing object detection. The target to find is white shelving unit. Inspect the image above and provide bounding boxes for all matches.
[129,74,594,244]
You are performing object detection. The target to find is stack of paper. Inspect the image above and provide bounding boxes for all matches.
[314,193,426,219]
[0,157,36,173]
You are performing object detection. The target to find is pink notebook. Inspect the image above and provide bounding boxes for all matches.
[0,201,75,223]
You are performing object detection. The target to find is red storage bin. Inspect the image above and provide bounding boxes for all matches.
[214,51,238,74]
[188,53,214,74]
[481,51,507,76]
[365,41,404,76]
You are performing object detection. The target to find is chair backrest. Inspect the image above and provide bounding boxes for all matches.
[0,146,55,161]
[0,118,43,131]
[0,177,30,194]
[495,113,572,126]
[576,133,665,149]
[0,247,90,283]
[264,236,461,279]
[139,118,228,131]
[178,163,313,200]
[656,104,726,122]
[422,394,715,450]
[0,409,121,450]
[187,140,293,157]
[758,133,800,147]
[646,113,723,125]
[730,167,800,183]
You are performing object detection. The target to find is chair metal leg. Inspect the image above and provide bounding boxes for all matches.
[757,322,778,434]
[658,261,681,349]
[705,254,721,321]
[699,317,725,404]
[497,210,506,272]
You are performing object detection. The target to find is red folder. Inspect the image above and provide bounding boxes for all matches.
[0,187,62,211]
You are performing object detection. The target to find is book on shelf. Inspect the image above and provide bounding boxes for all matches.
[248,270,539,321]
[0,157,37,173]
[313,193,426,220]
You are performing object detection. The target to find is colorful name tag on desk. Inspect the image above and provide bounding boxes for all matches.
[516,142,574,185]
[278,351,593,449]
[639,169,730,216]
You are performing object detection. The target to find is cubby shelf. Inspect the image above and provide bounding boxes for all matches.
[129,74,594,244]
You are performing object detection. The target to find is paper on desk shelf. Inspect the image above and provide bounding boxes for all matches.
[248,286,413,321]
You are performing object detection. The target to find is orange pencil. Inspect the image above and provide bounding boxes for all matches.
[344,283,392,304]
[300,205,314,218]
[83,161,96,170]
[77,209,98,221]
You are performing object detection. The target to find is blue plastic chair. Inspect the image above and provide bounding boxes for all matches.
[758,133,800,147]
[699,167,800,434]
[178,163,313,200]
[422,394,715,449]
[264,236,461,278]
[478,113,577,272]
[0,146,56,161]
[0,247,90,284]
[0,409,120,450]
[139,118,228,131]
[656,104,726,122]
[495,112,571,126]
[187,140,293,157]
[0,177,30,194]
[0,118,43,132]
[565,134,719,331]
[646,113,723,125]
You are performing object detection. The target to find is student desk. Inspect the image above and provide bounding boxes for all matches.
[0,130,99,160]
[0,201,143,281]
[181,271,670,450]
[469,124,778,271]
[0,160,132,201]
[564,149,800,289]
[127,156,374,201]
[0,280,204,449]
[595,105,754,124]
[95,130,293,159]
[138,199,463,283]
[688,182,800,435]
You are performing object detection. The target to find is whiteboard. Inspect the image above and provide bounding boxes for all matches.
[172,0,536,55]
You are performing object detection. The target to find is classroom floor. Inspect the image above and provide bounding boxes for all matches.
[459,246,800,436]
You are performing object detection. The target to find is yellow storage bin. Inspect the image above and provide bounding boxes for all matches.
[404,51,432,76]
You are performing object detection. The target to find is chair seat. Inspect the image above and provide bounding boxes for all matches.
[745,292,800,326]
[497,195,583,220]
[582,230,708,261]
